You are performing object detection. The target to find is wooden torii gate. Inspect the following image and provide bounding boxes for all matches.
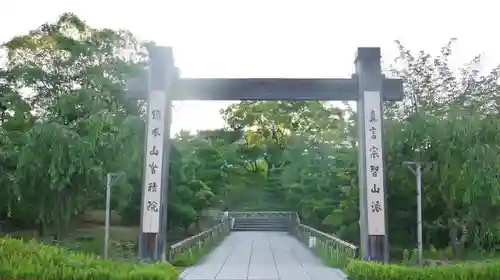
[126,44,403,263]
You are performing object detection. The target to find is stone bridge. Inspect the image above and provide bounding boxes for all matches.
[170,211,358,280]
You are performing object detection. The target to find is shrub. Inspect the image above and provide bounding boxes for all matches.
[429,244,439,259]
[0,237,178,280]
[346,259,500,280]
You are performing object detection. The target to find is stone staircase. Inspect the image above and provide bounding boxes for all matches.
[232,216,290,232]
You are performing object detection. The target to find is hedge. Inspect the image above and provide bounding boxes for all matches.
[0,236,178,280]
[346,259,500,280]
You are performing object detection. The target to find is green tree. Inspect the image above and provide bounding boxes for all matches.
[1,13,146,237]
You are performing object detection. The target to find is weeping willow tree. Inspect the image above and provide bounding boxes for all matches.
[14,122,102,236]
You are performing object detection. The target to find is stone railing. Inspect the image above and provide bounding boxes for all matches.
[228,211,296,220]
[294,223,359,266]
[292,211,301,226]
[168,219,230,263]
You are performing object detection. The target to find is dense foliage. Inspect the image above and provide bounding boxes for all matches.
[1,14,500,261]
[0,236,177,279]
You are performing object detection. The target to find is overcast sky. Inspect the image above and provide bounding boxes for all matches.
[1,0,498,135]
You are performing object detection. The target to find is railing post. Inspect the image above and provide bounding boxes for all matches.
[167,246,172,262]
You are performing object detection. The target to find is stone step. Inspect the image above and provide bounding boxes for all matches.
[232,217,291,232]
[232,227,289,232]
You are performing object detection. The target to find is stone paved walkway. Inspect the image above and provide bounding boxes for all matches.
[179,231,347,280]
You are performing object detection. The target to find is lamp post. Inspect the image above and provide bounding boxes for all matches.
[403,161,423,265]
[104,172,125,259]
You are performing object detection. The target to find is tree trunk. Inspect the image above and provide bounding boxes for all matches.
[448,221,458,256]
[448,218,466,258]
[196,219,201,233]
[37,220,45,237]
